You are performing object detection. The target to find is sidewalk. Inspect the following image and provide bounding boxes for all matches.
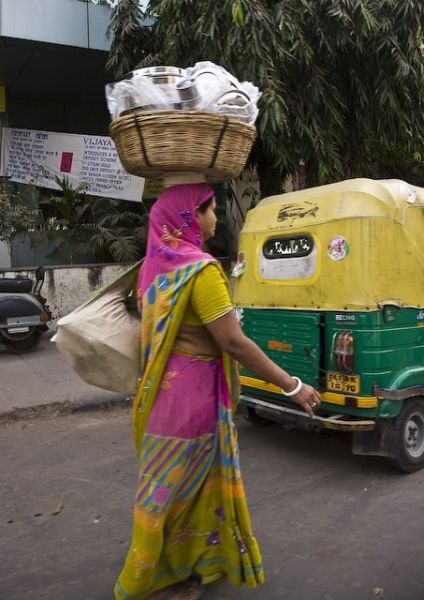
[0,334,130,423]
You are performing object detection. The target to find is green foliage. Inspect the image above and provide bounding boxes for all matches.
[106,0,150,79]
[0,180,43,244]
[232,1,245,27]
[40,176,148,264]
[107,0,424,193]
[372,144,424,187]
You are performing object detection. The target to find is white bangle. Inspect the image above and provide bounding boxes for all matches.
[281,376,303,397]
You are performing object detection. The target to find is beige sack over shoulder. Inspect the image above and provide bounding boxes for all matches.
[53,261,142,395]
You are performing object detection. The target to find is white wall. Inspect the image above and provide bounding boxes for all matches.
[0,263,132,328]
[0,240,11,268]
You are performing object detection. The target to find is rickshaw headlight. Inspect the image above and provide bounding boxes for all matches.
[333,330,354,372]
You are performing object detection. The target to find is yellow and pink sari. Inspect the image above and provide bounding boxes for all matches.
[114,184,264,600]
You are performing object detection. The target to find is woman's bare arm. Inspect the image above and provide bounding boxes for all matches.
[205,310,321,418]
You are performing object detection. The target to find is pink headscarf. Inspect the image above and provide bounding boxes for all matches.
[139,183,215,294]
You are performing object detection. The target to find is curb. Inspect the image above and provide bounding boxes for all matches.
[0,395,133,425]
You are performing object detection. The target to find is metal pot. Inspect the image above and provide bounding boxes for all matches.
[132,66,184,107]
[132,66,184,77]
[192,67,238,88]
[175,78,202,109]
[215,90,251,107]
[132,66,184,85]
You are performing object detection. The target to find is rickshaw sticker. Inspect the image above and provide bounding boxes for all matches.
[401,184,417,204]
[327,236,349,261]
[335,314,357,325]
[268,340,293,353]
[234,306,245,327]
[231,252,246,278]
[277,202,319,222]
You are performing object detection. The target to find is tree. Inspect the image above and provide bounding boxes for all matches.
[40,176,148,264]
[106,0,424,195]
[106,0,152,80]
[0,178,43,245]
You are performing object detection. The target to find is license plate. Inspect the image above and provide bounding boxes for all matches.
[326,372,360,394]
[7,326,30,334]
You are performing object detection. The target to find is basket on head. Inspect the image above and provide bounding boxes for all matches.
[109,109,256,183]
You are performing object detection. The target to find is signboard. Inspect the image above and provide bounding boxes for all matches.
[0,127,144,202]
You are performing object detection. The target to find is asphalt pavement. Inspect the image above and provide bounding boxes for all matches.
[1,336,424,600]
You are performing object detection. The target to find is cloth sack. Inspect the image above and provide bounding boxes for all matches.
[53,261,142,395]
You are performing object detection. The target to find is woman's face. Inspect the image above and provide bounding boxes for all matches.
[196,197,217,241]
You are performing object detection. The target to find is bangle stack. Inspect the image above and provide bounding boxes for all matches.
[281,376,303,397]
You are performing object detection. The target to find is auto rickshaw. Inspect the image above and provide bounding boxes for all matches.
[233,178,424,472]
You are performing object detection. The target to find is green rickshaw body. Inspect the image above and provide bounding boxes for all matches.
[233,178,424,471]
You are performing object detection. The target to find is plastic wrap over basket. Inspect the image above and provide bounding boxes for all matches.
[53,262,142,395]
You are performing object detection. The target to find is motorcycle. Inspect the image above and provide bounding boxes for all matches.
[0,266,52,353]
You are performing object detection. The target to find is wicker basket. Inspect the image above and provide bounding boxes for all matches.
[109,110,256,182]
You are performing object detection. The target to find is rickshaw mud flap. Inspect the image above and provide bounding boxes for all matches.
[352,419,398,458]
[240,395,375,432]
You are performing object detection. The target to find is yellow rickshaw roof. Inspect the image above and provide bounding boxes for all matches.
[244,178,424,232]
[235,178,424,310]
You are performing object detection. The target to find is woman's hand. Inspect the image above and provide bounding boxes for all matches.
[289,383,322,419]
[205,311,322,419]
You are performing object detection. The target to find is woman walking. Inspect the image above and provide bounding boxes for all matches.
[115,183,321,600]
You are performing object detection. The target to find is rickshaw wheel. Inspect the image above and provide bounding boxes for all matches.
[391,398,424,473]
[242,405,273,427]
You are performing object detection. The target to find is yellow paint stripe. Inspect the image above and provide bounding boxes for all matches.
[322,393,378,408]
[240,375,281,395]
[240,375,378,408]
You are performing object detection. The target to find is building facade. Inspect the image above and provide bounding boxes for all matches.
[0,0,113,138]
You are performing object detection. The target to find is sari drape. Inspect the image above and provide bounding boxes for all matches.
[114,260,264,599]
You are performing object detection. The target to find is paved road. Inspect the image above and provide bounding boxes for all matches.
[2,409,424,600]
[0,336,124,418]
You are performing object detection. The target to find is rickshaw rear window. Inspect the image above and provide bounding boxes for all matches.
[262,235,314,259]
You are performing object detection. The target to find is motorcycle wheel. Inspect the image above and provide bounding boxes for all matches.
[2,327,42,354]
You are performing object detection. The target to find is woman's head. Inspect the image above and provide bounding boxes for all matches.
[140,183,217,293]
[195,195,217,241]
[148,183,216,250]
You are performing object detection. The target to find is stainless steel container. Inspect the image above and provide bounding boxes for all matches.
[214,90,253,122]
[134,66,184,106]
[135,66,184,78]
[131,66,185,86]
[215,90,251,107]
[176,78,201,109]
